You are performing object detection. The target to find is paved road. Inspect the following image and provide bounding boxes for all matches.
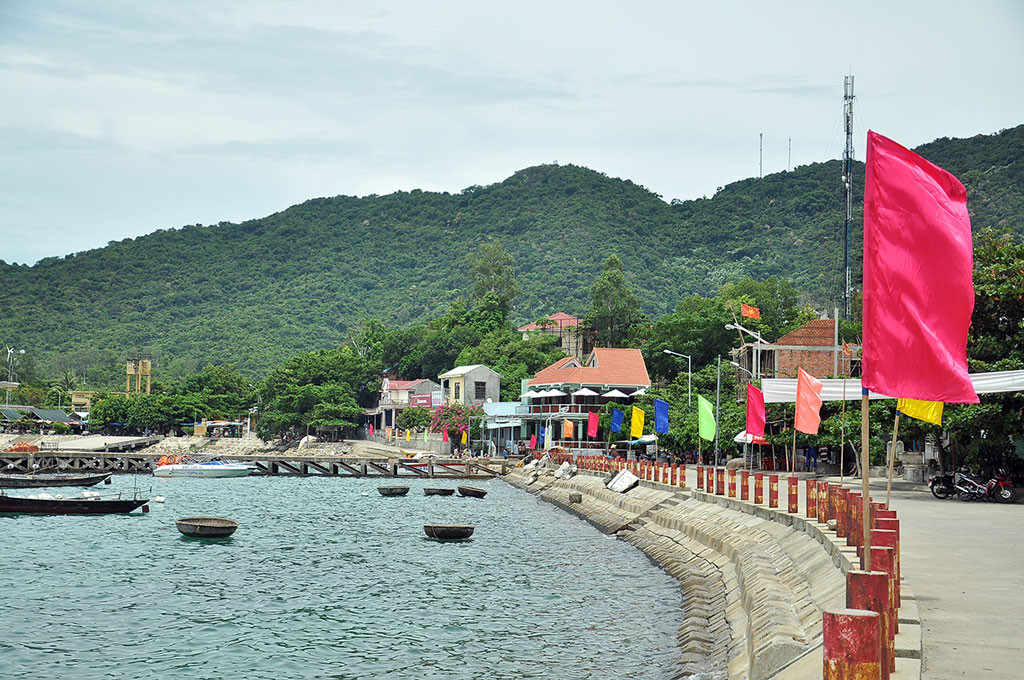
[887,487,1024,679]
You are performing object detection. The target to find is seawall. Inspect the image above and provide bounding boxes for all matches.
[504,467,847,680]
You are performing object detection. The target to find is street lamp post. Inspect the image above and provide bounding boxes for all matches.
[662,349,692,407]
[715,355,721,464]
[729,360,754,380]
[725,323,765,380]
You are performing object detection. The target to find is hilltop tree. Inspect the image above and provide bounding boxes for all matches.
[466,241,518,322]
[586,254,645,348]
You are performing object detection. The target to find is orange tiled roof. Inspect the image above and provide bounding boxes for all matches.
[518,312,581,332]
[528,347,650,389]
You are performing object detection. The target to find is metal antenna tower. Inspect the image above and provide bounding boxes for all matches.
[759,133,763,178]
[842,74,855,319]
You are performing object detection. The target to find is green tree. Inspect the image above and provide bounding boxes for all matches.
[396,407,433,430]
[466,242,518,322]
[586,254,645,348]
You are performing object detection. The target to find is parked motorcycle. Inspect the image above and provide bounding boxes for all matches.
[951,467,1017,503]
[928,471,955,499]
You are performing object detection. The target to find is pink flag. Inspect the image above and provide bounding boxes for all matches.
[587,411,599,438]
[794,368,824,435]
[442,429,449,443]
[746,383,765,438]
[529,434,537,449]
[862,130,978,403]
[368,424,374,436]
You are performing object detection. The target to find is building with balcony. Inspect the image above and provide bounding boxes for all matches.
[364,378,442,432]
[518,312,591,360]
[729,318,860,385]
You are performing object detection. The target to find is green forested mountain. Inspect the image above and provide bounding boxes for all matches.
[3,125,1021,384]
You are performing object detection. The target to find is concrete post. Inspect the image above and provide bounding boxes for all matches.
[728,468,737,497]
[806,478,817,518]
[848,491,862,546]
[871,528,900,607]
[741,469,750,500]
[818,481,829,524]
[697,465,704,489]
[836,488,849,539]
[846,571,893,680]
[788,476,799,513]
[706,466,714,492]
[823,609,882,680]
[768,474,779,508]
[716,467,725,495]
[868,545,898,653]
[754,472,763,504]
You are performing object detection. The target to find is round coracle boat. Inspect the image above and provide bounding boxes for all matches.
[457,486,487,499]
[175,516,239,538]
[424,488,455,496]
[377,486,410,497]
[423,524,475,540]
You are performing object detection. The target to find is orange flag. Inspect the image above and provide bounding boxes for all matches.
[563,419,574,438]
[794,368,824,434]
[741,303,760,320]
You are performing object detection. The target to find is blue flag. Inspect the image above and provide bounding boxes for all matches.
[654,398,669,434]
[610,408,624,433]
[540,426,546,445]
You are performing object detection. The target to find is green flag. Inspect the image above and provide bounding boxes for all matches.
[698,394,716,441]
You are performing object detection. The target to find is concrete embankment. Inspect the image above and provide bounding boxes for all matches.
[504,468,846,680]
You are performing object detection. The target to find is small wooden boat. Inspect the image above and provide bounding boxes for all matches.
[0,472,111,488]
[377,486,410,497]
[423,524,475,540]
[457,485,487,499]
[0,492,148,515]
[175,516,239,538]
[424,488,455,496]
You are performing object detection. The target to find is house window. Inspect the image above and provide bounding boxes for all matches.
[474,381,487,400]
[454,383,461,401]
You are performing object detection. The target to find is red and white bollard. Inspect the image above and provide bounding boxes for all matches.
[696,465,704,490]
[836,488,849,539]
[741,469,750,500]
[754,472,764,504]
[806,478,818,518]
[788,476,799,513]
[846,571,893,680]
[823,609,883,680]
[716,468,725,495]
[768,474,779,508]
[818,481,830,524]
[728,469,737,498]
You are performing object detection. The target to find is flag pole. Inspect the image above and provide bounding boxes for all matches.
[861,389,872,571]
[886,410,900,509]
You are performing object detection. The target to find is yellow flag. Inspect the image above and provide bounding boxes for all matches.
[405,429,411,442]
[461,430,468,444]
[630,406,644,438]
[563,419,574,438]
[897,398,943,426]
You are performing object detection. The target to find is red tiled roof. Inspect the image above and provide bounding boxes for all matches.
[518,312,581,332]
[776,319,835,347]
[387,379,430,390]
[528,347,650,389]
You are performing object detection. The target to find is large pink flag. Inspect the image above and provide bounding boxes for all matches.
[862,131,978,403]
[794,368,824,435]
[746,383,765,438]
[587,411,599,438]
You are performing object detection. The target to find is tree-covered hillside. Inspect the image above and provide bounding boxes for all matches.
[2,125,1021,383]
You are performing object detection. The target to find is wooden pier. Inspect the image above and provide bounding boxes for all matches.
[0,450,509,479]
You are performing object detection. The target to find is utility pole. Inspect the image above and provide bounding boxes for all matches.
[788,137,792,172]
[759,133,763,179]
[714,355,721,464]
[843,74,855,319]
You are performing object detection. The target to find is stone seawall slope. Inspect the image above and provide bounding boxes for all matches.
[504,469,846,680]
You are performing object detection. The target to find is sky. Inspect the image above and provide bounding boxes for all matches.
[1,1,1022,265]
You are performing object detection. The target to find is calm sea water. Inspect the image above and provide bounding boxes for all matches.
[0,476,684,679]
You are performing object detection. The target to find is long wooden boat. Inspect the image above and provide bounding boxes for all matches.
[0,493,148,515]
[457,485,487,499]
[0,472,111,489]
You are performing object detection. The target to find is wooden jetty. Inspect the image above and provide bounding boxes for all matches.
[0,450,510,479]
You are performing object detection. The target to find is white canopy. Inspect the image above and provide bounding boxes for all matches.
[734,429,769,444]
[546,389,567,397]
[630,388,647,396]
[602,389,630,398]
[572,387,599,397]
[520,390,541,399]
[761,370,1024,404]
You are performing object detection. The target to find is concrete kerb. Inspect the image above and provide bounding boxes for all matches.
[506,467,923,679]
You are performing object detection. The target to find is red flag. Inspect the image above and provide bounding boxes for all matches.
[368,424,374,436]
[442,429,449,443]
[842,341,852,357]
[862,131,978,403]
[587,411,599,438]
[529,434,537,449]
[740,303,760,320]
[794,368,824,435]
[745,383,765,438]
